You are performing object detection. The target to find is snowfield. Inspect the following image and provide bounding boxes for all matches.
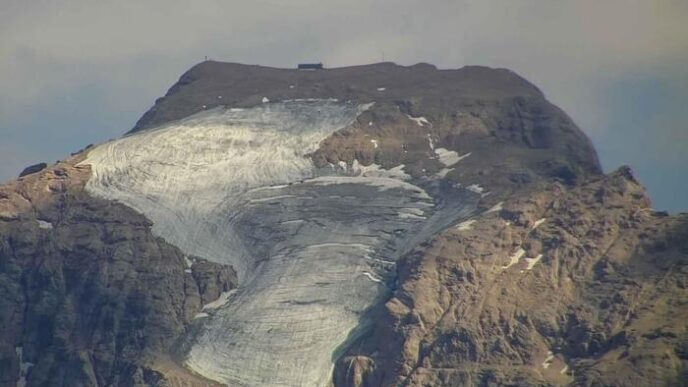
[81,100,476,386]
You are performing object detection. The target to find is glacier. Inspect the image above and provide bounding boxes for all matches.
[81,100,476,386]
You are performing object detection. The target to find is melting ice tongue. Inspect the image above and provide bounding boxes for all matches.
[82,100,473,386]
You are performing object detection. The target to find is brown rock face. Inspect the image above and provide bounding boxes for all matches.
[0,157,236,387]
[333,169,688,386]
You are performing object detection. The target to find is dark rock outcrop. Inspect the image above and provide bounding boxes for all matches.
[18,163,47,178]
[0,157,235,386]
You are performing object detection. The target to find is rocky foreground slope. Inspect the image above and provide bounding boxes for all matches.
[1,62,686,386]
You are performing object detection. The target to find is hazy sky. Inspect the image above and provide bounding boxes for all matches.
[1,0,686,211]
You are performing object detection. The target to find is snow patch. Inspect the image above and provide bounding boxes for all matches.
[248,195,298,204]
[486,202,503,213]
[370,139,378,148]
[280,219,304,225]
[406,114,430,127]
[15,347,34,387]
[434,149,470,167]
[202,291,235,311]
[542,351,555,369]
[262,97,270,103]
[427,133,435,150]
[435,168,453,178]
[362,271,383,283]
[376,87,386,91]
[36,220,53,229]
[466,184,484,194]
[398,208,426,220]
[531,218,546,230]
[363,255,395,266]
[351,160,411,180]
[194,312,210,319]
[456,219,476,231]
[502,248,525,269]
[305,176,432,200]
[524,254,543,270]
[305,242,372,252]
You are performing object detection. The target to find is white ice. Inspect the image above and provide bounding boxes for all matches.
[370,139,378,148]
[376,87,386,91]
[80,99,470,387]
[262,97,269,103]
[83,101,371,279]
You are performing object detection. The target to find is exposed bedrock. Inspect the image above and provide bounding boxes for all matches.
[0,157,236,387]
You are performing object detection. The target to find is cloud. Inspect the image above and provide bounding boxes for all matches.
[1,0,686,210]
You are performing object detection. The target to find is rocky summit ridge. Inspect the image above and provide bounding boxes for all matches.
[1,62,686,387]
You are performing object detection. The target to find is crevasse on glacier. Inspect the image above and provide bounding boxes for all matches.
[82,100,476,386]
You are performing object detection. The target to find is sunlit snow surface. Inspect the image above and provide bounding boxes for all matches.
[82,100,476,386]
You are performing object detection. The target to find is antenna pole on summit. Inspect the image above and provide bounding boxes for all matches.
[204,56,208,61]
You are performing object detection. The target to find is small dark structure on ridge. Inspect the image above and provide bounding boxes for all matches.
[298,63,323,70]
[19,162,47,178]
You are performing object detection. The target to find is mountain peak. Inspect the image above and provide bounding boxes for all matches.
[130,61,544,133]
